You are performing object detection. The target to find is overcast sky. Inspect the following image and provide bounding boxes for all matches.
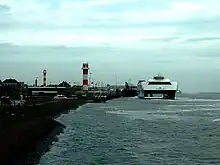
[1,0,220,92]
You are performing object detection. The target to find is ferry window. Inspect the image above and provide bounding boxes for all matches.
[153,76,164,80]
[148,82,171,85]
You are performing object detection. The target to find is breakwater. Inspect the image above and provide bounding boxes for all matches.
[0,99,88,164]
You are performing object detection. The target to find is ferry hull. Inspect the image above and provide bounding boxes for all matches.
[138,90,176,100]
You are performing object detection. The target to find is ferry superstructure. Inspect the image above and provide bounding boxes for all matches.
[137,74,178,99]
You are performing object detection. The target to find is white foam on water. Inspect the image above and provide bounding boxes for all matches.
[106,110,182,121]
[166,104,218,107]
[213,118,220,122]
[181,109,194,112]
[126,96,138,100]
[160,107,219,113]
[105,95,220,122]
[99,106,122,109]
[106,110,128,115]
[171,96,220,102]
[180,108,218,112]
[106,105,220,122]
[186,99,220,102]
[172,108,220,113]
[56,104,88,122]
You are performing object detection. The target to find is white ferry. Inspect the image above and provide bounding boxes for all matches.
[137,74,178,99]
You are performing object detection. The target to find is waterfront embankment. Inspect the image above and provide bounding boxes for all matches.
[0,99,89,164]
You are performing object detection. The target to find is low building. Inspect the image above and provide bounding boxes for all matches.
[27,86,68,97]
[1,78,21,99]
[58,81,71,88]
[2,78,20,88]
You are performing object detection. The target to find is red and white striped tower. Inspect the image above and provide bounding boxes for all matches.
[43,69,47,87]
[82,63,89,91]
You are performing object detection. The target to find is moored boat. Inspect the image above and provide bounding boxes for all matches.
[137,73,178,99]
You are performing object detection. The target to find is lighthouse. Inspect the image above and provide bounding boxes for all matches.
[82,63,89,91]
[43,69,47,87]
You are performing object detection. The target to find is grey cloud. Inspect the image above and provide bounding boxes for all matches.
[183,37,220,43]
[140,35,220,45]
[91,0,170,13]
[0,22,57,30]
[0,4,12,30]
[1,10,220,33]
[139,36,220,45]
[0,42,13,47]
[91,1,138,12]
[173,16,220,35]
[0,4,10,12]
[0,0,220,35]
[0,22,11,30]
[84,11,220,30]
[70,17,220,35]
[140,37,179,42]
[0,43,113,50]
[183,47,220,58]
[0,43,116,62]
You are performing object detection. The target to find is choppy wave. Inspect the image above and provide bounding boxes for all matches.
[39,95,220,165]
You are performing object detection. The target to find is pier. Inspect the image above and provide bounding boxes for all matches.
[0,62,138,164]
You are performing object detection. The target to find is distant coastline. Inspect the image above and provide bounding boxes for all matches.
[178,92,220,95]
[177,92,220,100]
[197,92,220,94]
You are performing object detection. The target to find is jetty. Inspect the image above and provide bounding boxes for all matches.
[0,62,139,164]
